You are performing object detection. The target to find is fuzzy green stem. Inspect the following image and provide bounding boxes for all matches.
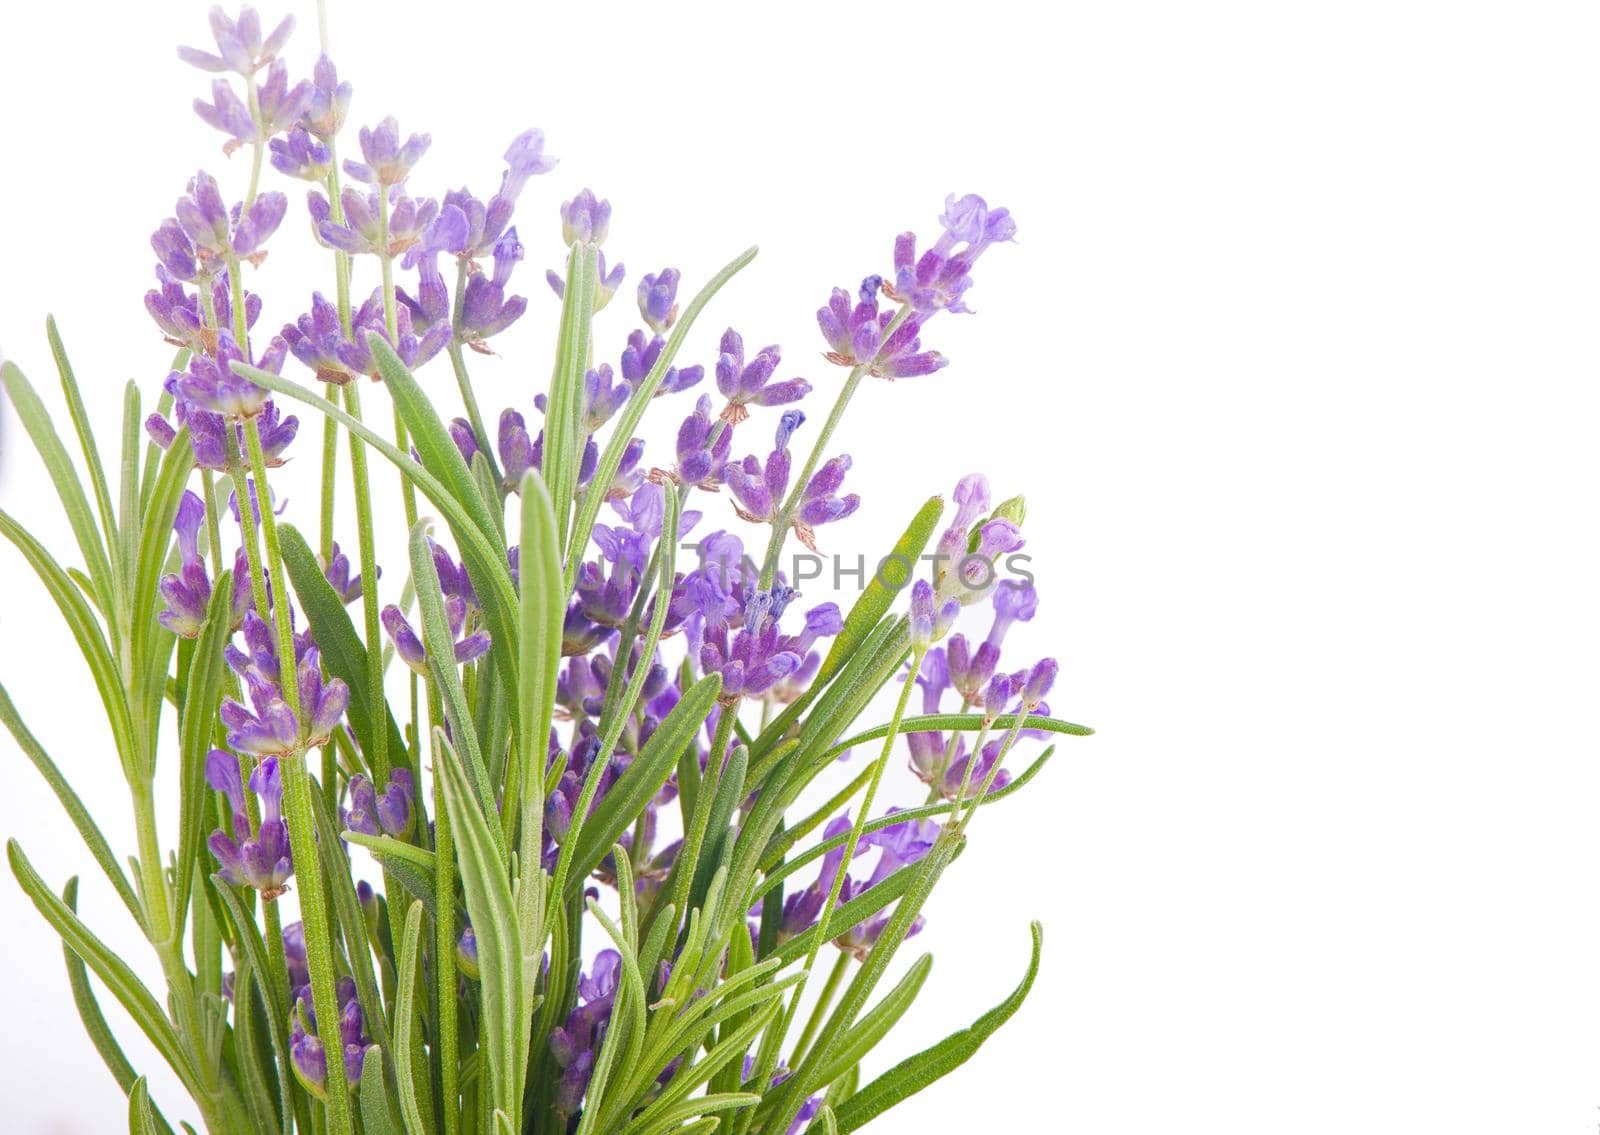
[281,754,355,1132]
[789,950,851,1070]
[243,418,302,723]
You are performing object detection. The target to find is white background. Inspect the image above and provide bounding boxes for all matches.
[2,0,1597,1131]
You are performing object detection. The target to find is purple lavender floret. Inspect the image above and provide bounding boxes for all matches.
[269,126,332,181]
[289,978,373,1098]
[221,611,350,753]
[459,228,528,346]
[206,749,293,900]
[381,597,490,677]
[343,768,414,839]
[818,274,948,380]
[456,924,480,979]
[322,541,373,605]
[179,5,295,76]
[723,411,802,524]
[887,193,1016,316]
[155,172,287,280]
[343,115,430,187]
[549,949,622,1119]
[637,268,680,334]
[302,54,351,140]
[313,187,448,260]
[675,395,733,489]
[694,574,842,704]
[165,333,282,420]
[620,329,703,398]
[145,265,261,352]
[713,329,811,424]
[196,59,310,147]
[560,188,611,246]
[159,491,215,638]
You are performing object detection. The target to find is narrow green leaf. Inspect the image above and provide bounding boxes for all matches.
[392,901,432,1135]
[832,923,1043,1132]
[359,1047,401,1135]
[545,242,596,549]
[435,728,522,1120]
[128,1077,159,1135]
[8,840,200,1100]
[812,1104,840,1135]
[0,683,142,924]
[410,518,498,843]
[0,510,139,781]
[45,318,119,574]
[806,954,933,1091]
[1,359,115,612]
[309,791,390,1053]
[687,744,748,918]
[172,571,232,941]
[769,853,948,967]
[118,382,142,600]
[831,712,1093,752]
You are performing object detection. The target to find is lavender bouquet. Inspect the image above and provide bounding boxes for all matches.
[0,6,1089,1133]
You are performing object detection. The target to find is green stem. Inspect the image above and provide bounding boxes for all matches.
[429,687,461,1135]
[754,646,924,1132]
[757,306,911,590]
[664,706,740,932]
[340,383,389,780]
[200,468,226,577]
[281,754,356,1133]
[243,72,265,207]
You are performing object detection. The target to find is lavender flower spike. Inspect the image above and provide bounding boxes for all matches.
[381,600,490,677]
[179,5,295,76]
[344,116,431,187]
[560,188,611,246]
[344,769,415,840]
[714,328,811,424]
[637,268,681,334]
[159,490,214,638]
[206,750,293,900]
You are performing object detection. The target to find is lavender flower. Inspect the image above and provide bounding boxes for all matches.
[817,275,947,379]
[459,228,528,346]
[206,749,293,899]
[269,126,332,181]
[675,395,733,489]
[221,612,349,754]
[289,978,373,1098]
[549,950,621,1118]
[156,171,287,280]
[302,54,351,140]
[637,268,680,334]
[159,491,214,637]
[887,193,1016,315]
[620,329,703,397]
[197,60,310,148]
[343,769,414,840]
[322,542,372,605]
[343,116,430,187]
[165,333,284,420]
[381,599,490,677]
[179,5,294,76]
[713,329,810,424]
[560,188,611,246]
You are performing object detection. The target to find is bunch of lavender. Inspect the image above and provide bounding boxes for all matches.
[0,6,1090,1134]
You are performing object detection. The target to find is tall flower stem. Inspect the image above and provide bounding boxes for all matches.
[428,686,461,1135]
[747,645,925,1135]
[664,704,740,930]
[341,383,389,780]
[757,306,911,590]
[244,415,354,1131]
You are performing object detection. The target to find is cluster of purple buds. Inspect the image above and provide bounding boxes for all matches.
[817,275,946,380]
[145,265,258,354]
[693,573,844,703]
[931,474,1027,608]
[547,189,625,309]
[159,491,217,637]
[205,750,292,900]
[343,769,415,840]
[154,172,286,282]
[637,268,680,334]
[221,611,350,755]
[622,328,704,399]
[906,584,1059,799]
[289,977,373,1098]
[381,543,491,676]
[577,484,700,627]
[344,115,429,187]
[549,950,621,1118]
[458,228,527,347]
[714,329,810,425]
[456,925,480,980]
[165,332,284,420]
[673,395,733,489]
[321,541,372,605]
[776,813,936,957]
[178,5,294,76]
[195,59,310,152]
[888,193,1017,316]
